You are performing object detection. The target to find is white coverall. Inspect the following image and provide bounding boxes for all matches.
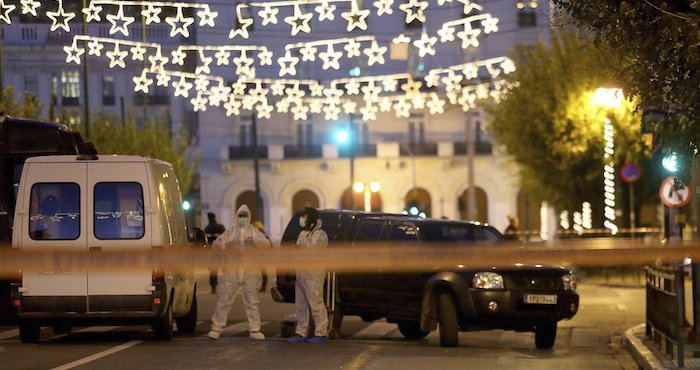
[295,219,329,337]
[210,205,271,334]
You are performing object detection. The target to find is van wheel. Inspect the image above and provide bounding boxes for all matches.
[397,321,429,339]
[535,321,557,349]
[438,293,458,347]
[176,294,197,333]
[19,321,40,343]
[153,303,173,340]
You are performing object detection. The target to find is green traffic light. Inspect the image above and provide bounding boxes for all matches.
[662,153,678,173]
[182,200,191,210]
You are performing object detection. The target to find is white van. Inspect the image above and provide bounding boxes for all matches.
[11,155,197,342]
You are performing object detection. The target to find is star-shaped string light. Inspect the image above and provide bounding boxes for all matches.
[133,69,153,94]
[379,97,393,112]
[258,48,273,66]
[276,99,291,113]
[393,99,411,118]
[462,63,479,79]
[142,4,161,24]
[323,104,341,121]
[166,5,195,38]
[457,0,483,14]
[233,51,254,76]
[425,72,440,87]
[231,81,247,96]
[106,4,135,36]
[383,79,398,92]
[501,59,516,74]
[401,79,422,95]
[171,48,187,65]
[300,44,318,62]
[482,16,499,34]
[194,76,210,92]
[257,103,274,119]
[20,0,39,17]
[361,81,382,101]
[215,49,231,65]
[310,84,324,97]
[156,71,171,87]
[285,4,313,36]
[63,41,84,65]
[87,39,104,56]
[197,6,218,27]
[258,5,279,25]
[271,81,285,96]
[191,93,208,112]
[413,32,437,57]
[364,41,387,66]
[225,96,242,116]
[437,25,455,42]
[427,94,446,114]
[106,43,128,69]
[373,0,394,16]
[341,0,371,31]
[130,44,147,61]
[173,75,193,98]
[46,0,76,32]
[292,104,310,120]
[195,51,213,74]
[342,101,357,114]
[399,0,428,24]
[0,0,15,24]
[457,27,481,48]
[278,51,299,77]
[344,80,361,95]
[360,102,378,121]
[315,0,336,21]
[309,100,324,113]
[344,40,362,58]
[319,44,342,70]
[148,51,168,72]
[412,94,425,109]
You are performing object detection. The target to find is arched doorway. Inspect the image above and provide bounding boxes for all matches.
[458,187,488,223]
[292,189,320,214]
[340,187,382,211]
[517,189,542,234]
[403,188,431,217]
[236,190,264,222]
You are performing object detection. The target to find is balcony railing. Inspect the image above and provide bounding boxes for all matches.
[338,144,377,158]
[229,146,268,160]
[400,143,438,156]
[284,145,322,159]
[454,142,493,155]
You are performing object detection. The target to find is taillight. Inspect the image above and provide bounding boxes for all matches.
[152,268,164,283]
[11,270,22,285]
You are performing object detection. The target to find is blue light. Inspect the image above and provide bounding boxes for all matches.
[418,62,424,72]
[349,66,361,77]
[409,206,419,216]
[182,200,191,210]
[662,153,678,173]
[336,129,349,143]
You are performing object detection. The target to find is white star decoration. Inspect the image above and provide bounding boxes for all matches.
[173,76,193,98]
[195,51,213,74]
[482,16,499,34]
[166,6,194,38]
[315,1,336,21]
[148,51,168,72]
[258,5,279,25]
[20,0,39,17]
[215,49,231,66]
[278,51,299,77]
[142,4,161,24]
[171,48,187,65]
[457,0,483,14]
[257,103,274,119]
[341,0,371,31]
[0,0,15,24]
[87,39,103,56]
[197,7,218,27]
[360,103,378,121]
[82,1,102,22]
[285,4,313,36]
[46,0,75,32]
[106,5,134,36]
[156,72,171,87]
[319,44,342,70]
[300,44,318,62]
[373,0,394,16]
[399,0,428,24]
[344,40,362,58]
[258,49,274,66]
[133,69,153,94]
[427,94,446,114]
[413,32,437,57]
[130,44,147,61]
[233,51,254,76]
[106,44,128,69]
[63,41,84,65]
[437,25,455,42]
[457,26,481,48]
[364,41,387,66]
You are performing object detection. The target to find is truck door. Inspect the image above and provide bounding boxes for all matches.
[86,161,152,312]
[18,161,88,310]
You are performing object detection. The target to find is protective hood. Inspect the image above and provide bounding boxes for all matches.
[235,204,252,224]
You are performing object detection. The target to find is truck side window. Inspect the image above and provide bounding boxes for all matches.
[355,222,385,242]
[29,183,80,240]
[94,182,144,240]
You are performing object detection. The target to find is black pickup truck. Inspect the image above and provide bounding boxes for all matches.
[273,210,579,348]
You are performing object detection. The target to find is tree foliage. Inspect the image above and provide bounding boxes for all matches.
[486,32,650,216]
[0,87,43,119]
[553,0,700,185]
[84,111,200,194]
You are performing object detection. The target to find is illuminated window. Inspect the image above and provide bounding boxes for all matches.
[61,70,80,106]
[517,0,537,27]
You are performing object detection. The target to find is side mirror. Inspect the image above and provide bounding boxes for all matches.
[190,227,208,249]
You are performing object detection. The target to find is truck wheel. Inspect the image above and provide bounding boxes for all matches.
[535,321,557,349]
[438,293,458,347]
[19,321,40,343]
[397,321,429,339]
[153,303,173,340]
[175,294,197,333]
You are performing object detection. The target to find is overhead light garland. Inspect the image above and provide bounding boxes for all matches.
[0,0,15,24]
[47,0,76,32]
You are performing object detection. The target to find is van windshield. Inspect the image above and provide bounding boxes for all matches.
[419,223,503,244]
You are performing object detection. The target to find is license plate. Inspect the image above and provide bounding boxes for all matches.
[524,294,557,304]
[41,267,69,275]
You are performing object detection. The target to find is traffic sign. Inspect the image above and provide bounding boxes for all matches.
[659,176,692,208]
[621,163,641,184]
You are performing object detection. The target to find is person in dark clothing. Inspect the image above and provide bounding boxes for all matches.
[504,214,519,240]
[205,212,226,293]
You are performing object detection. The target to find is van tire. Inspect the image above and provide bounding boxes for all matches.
[153,303,173,340]
[19,321,40,343]
[176,293,197,333]
[397,320,429,339]
[438,293,458,347]
[535,321,557,349]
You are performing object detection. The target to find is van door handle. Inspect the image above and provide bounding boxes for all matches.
[89,247,102,252]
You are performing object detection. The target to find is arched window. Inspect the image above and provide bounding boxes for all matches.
[292,190,319,214]
[403,188,431,217]
[458,187,488,223]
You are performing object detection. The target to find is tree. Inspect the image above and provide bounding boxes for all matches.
[553,0,700,185]
[485,32,650,221]
[0,87,43,119]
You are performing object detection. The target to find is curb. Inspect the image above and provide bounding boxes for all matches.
[622,323,674,370]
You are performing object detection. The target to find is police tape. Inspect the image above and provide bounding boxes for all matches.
[0,239,699,277]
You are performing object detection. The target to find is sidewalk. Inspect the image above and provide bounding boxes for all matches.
[623,323,700,369]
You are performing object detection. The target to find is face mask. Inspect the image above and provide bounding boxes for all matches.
[299,216,307,228]
[238,219,249,227]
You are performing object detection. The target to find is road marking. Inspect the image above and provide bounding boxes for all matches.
[0,328,18,340]
[345,345,380,370]
[49,340,142,370]
[51,326,122,340]
[202,321,271,337]
[352,322,397,339]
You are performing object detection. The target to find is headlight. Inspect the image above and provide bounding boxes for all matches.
[473,272,504,289]
[562,272,577,291]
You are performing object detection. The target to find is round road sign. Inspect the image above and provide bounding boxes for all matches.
[659,176,692,208]
[621,163,641,184]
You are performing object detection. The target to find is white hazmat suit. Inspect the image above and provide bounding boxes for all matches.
[294,217,329,339]
[208,205,271,340]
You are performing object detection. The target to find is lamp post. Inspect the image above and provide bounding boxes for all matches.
[592,88,623,236]
[336,115,356,210]
[354,181,380,212]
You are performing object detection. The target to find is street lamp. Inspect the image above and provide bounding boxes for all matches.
[592,88,623,235]
[335,115,356,209]
[354,181,380,212]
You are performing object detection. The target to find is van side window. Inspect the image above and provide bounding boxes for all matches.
[29,183,80,240]
[355,222,385,242]
[94,182,144,240]
[388,224,419,242]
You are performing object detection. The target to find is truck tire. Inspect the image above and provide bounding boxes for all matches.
[535,321,557,349]
[176,294,197,333]
[19,321,40,343]
[153,303,174,340]
[438,293,458,347]
[397,321,429,339]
